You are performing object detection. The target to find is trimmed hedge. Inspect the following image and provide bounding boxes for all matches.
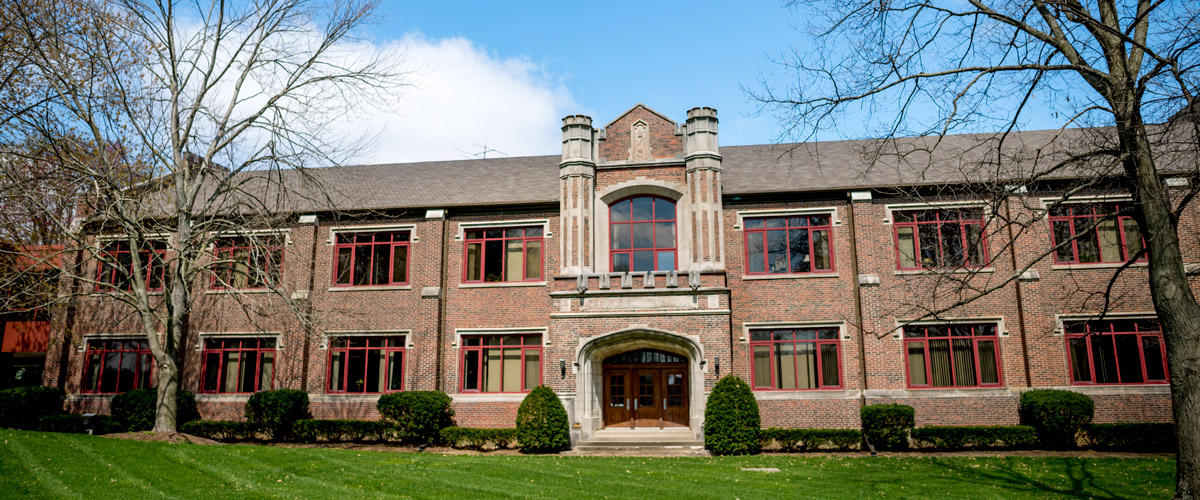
[245,390,311,441]
[179,420,254,440]
[0,386,65,429]
[861,404,914,451]
[111,388,200,432]
[761,428,861,452]
[704,375,761,456]
[515,386,570,453]
[1019,389,1093,449]
[441,427,517,450]
[1087,423,1176,452]
[377,391,454,444]
[33,414,123,435]
[294,419,395,443]
[911,425,1036,451]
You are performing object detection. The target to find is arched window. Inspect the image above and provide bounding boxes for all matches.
[610,196,676,272]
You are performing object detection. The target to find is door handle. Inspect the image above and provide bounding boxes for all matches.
[633,399,638,410]
[625,398,629,409]
[663,398,666,409]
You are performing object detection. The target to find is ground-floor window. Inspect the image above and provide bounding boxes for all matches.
[82,339,153,393]
[1067,318,1167,385]
[749,327,842,390]
[460,334,541,393]
[200,337,276,393]
[327,336,404,393]
[904,324,1002,388]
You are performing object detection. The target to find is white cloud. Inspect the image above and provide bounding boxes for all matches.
[336,33,577,164]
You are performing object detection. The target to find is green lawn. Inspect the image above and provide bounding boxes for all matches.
[0,429,1175,499]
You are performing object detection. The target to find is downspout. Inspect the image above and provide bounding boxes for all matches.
[1003,197,1033,387]
[434,213,449,391]
[299,215,321,391]
[846,198,870,402]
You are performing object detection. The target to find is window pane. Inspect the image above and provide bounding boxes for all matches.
[505,228,523,238]
[977,340,999,384]
[753,345,772,387]
[764,218,785,229]
[657,252,675,271]
[136,354,152,389]
[392,245,408,284]
[632,251,654,272]
[1077,222,1101,263]
[116,352,136,392]
[952,339,977,386]
[505,240,523,282]
[795,343,817,389]
[525,241,542,280]
[336,248,352,284]
[655,222,675,248]
[203,353,220,392]
[372,244,390,285]
[633,223,654,248]
[84,353,101,391]
[612,224,630,250]
[918,224,939,268]
[654,198,675,219]
[1115,335,1144,383]
[485,229,503,238]
[907,343,927,385]
[940,222,964,266]
[821,344,840,387]
[774,343,797,390]
[612,253,630,273]
[611,200,630,222]
[965,224,985,266]
[766,230,787,273]
[483,348,502,392]
[1091,336,1119,383]
[388,351,403,391]
[747,234,764,273]
[1098,219,1122,262]
[525,227,542,237]
[365,350,384,392]
[1123,218,1143,258]
[100,352,119,393]
[789,229,810,273]
[897,226,917,268]
[813,229,831,271]
[222,351,240,393]
[1069,338,1091,382]
[353,245,371,286]
[1052,220,1076,262]
[463,350,480,390]
[524,349,540,391]
[484,240,503,282]
[241,351,259,393]
[260,352,274,390]
[329,351,345,391]
[929,339,953,387]
[466,243,482,281]
[745,219,764,229]
[632,197,653,221]
[1142,336,1166,381]
[502,349,521,392]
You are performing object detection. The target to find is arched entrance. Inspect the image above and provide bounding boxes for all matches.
[601,349,689,428]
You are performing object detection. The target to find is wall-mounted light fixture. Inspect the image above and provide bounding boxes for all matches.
[560,359,566,379]
[715,355,720,376]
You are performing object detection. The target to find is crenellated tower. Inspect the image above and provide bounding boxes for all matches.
[559,114,596,275]
[683,107,724,271]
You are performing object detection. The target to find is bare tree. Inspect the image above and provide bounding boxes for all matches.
[0,0,407,431]
[753,1,1200,497]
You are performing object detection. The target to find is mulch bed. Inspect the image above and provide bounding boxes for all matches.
[102,432,221,445]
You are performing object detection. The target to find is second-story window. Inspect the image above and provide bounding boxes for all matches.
[212,236,283,289]
[610,196,676,272]
[96,241,166,291]
[1049,203,1145,264]
[744,215,833,274]
[334,231,410,287]
[463,227,543,282]
[894,208,987,270]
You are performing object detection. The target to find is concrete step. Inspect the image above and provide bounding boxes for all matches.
[565,444,710,457]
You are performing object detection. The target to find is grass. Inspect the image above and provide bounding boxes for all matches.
[0,429,1176,499]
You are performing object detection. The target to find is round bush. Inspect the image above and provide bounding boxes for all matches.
[110,388,199,432]
[1019,389,1093,449]
[244,389,311,441]
[0,386,65,429]
[861,404,914,451]
[704,375,761,456]
[377,391,454,444]
[515,386,570,453]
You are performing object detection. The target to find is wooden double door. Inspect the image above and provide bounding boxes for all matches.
[602,364,688,429]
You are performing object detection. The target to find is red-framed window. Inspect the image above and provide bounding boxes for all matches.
[96,241,166,291]
[1049,204,1145,264]
[460,334,541,393]
[1066,319,1167,385]
[610,196,676,272]
[211,236,283,289]
[744,215,833,274]
[327,336,405,393]
[81,339,153,393]
[894,208,987,270]
[463,227,543,283]
[904,324,1002,388]
[333,231,410,287]
[750,328,842,390]
[200,337,276,393]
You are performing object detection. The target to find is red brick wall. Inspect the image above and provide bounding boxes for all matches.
[598,106,682,162]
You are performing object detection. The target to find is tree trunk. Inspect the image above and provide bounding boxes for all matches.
[152,353,179,432]
[1115,112,1200,500]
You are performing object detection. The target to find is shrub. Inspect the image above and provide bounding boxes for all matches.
[911,425,1036,451]
[377,391,454,444]
[179,420,253,440]
[515,386,570,453]
[294,419,395,443]
[0,386,65,429]
[244,390,311,441]
[110,388,200,432]
[1019,389,1093,449]
[89,415,125,435]
[704,375,761,456]
[1087,423,1176,452]
[861,404,914,451]
[441,427,518,450]
[34,414,88,433]
[760,428,861,452]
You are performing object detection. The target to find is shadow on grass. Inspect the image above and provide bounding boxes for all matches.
[925,457,1170,500]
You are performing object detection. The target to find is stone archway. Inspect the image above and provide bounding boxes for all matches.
[574,327,705,440]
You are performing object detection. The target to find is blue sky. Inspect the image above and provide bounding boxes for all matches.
[339,1,813,163]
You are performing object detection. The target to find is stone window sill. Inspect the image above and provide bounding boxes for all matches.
[1051,262,1148,270]
[327,285,413,292]
[458,281,547,289]
[741,273,840,281]
[894,267,994,276]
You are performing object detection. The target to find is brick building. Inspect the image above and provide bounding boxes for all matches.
[44,104,1182,441]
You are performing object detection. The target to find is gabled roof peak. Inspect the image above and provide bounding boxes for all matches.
[602,103,677,130]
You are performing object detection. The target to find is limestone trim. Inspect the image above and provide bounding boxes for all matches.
[195,331,283,351]
[326,223,417,245]
[451,393,528,403]
[551,310,731,319]
[451,327,549,348]
[740,321,850,342]
[733,207,843,229]
[1052,311,1158,336]
[1036,193,1132,212]
[454,218,552,241]
[892,316,1010,339]
[882,200,990,224]
[320,329,413,349]
[754,390,861,401]
[76,333,149,352]
[596,178,686,205]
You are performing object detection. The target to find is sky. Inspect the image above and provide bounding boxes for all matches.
[335,1,814,164]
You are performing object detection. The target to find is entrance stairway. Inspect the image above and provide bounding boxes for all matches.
[566,428,709,457]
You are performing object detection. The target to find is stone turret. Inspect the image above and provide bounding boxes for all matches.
[683,107,724,271]
[559,115,596,275]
